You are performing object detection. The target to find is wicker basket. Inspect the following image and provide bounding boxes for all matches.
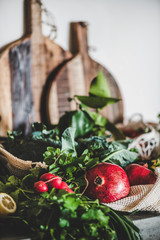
[117,113,160,160]
[0,144,47,177]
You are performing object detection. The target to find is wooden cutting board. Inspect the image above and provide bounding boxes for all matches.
[47,22,123,125]
[0,0,72,136]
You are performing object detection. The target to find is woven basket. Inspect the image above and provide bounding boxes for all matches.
[117,113,160,160]
[0,144,47,177]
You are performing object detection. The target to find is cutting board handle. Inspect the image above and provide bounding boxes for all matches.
[69,22,89,56]
[24,0,42,37]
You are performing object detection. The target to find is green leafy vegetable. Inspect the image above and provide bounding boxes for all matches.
[0,124,141,240]
[75,71,120,109]
[71,110,94,138]
[61,127,77,156]
[0,70,142,240]
[4,123,61,162]
[75,95,120,109]
[58,110,94,139]
[102,149,138,167]
[89,70,111,97]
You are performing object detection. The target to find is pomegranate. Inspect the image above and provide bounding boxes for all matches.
[85,163,130,203]
[125,164,157,186]
[34,181,48,193]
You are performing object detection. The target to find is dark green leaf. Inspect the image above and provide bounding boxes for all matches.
[75,95,120,109]
[106,120,125,140]
[71,110,94,138]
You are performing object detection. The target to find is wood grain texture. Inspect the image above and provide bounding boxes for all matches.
[46,22,124,125]
[68,54,86,110]
[0,4,123,136]
[42,39,72,125]
[0,49,12,136]
[46,54,86,124]
[30,0,46,122]
[0,0,72,136]
[9,39,33,135]
[47,22,123,125]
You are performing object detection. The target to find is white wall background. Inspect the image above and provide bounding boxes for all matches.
[0,0,160,122]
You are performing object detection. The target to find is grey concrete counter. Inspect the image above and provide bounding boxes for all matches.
[130,212,160,240]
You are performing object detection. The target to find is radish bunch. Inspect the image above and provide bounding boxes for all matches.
[34,173,73,194]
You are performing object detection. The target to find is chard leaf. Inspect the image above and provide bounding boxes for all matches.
[102,149,138,167]
[61,127,76,156]
[89,70,111,97]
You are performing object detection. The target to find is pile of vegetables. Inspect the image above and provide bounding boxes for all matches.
[1,71,158,239]
[0,126,142,240]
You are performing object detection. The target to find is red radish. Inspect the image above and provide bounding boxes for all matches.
[39,173,62,189]
[59,181,74,193]
[40,173,55,182]
[125,164,157,186]
[85,163,130,203]
[59,181,69,189]
[48,176,62,189]
[38,173,74,193]
[65,188,74,193]
[34,181,48,193]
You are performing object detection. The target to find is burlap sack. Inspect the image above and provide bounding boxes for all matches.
[0,145,47,176]
[104,167,160,213]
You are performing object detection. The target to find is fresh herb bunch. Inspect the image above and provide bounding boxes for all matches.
[0,170,142,240]
[17,190,142,240]
[18,190,116,240]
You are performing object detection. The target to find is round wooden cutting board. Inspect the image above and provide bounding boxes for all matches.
[46,22,123,125]
[0,0,72,136]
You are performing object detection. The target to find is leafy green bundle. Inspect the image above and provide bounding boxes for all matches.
[0,126,141,240]
[44,127,138,192]
[0,71,142,239]
[0,167,141,240]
